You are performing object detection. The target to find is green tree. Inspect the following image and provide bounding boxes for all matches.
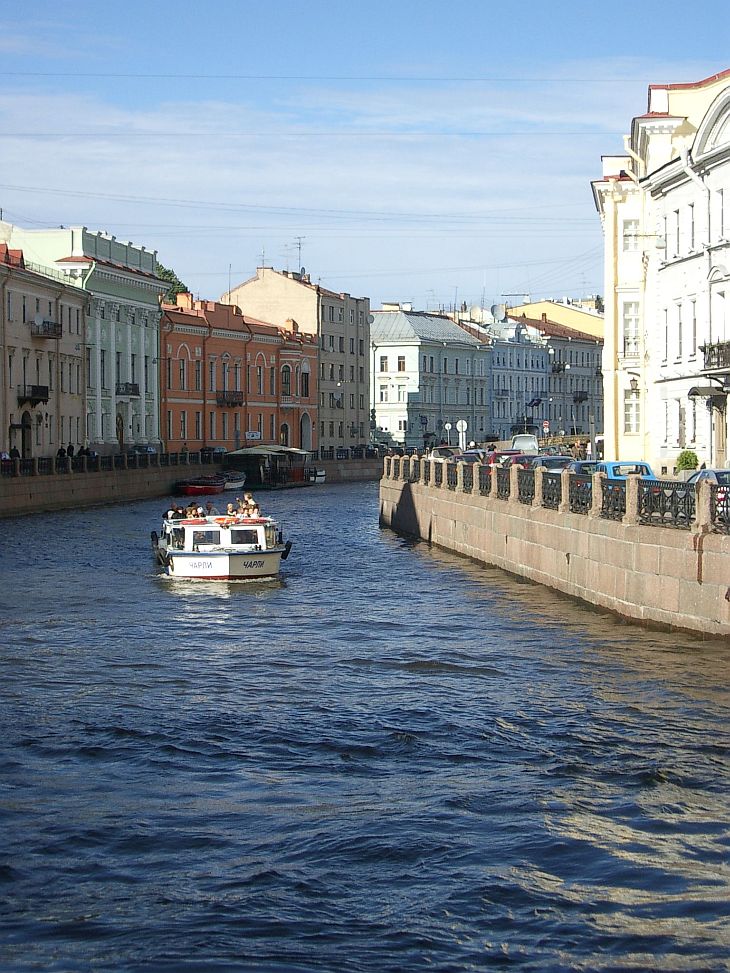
[676,449,699,471]
[157,261,188,303]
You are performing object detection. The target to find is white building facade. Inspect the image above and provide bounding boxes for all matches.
[593,69,730,470]
[370,307,491,449]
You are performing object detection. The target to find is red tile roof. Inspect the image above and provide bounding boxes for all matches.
[513,313,601,343]
[0,243,25,268]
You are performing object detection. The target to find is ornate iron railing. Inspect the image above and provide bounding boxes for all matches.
[569,474,592,515]
[409,459,421,483]
[478,465,491,496]
[392,458,401,480]
[434,463,443,488]
[446,463,457,490]
[423,460,431,485]
[703,340,730,370]
[116,382,140,397]
[601,479,626,521]
[462,464,474,493]
[517,469,535,505]
[542,472,561,510]
[38,457,53,475]
[496,467,510,500]
[710,484,730,534]
[638,480,695,529]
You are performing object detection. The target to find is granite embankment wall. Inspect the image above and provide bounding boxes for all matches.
[380,463,730,639]
[1,459,382,518]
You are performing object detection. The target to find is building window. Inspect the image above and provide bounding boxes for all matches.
[622,219,639,251]
[179,358,186,390]
[676,304,683,359]
[270,366,276,394]
[222,413,228,440]
[623,301,639,358]
[624,390,640,434]
[397,355,406,372]
[301,371,309,397]
[688,203,695,250]
[100,350,107,388]
[690,299,697,356]
[256,365,263,394]
[195,361,202,391]
[281,364,291,395]
[180,411,187,440]
[167,411,173,440]
[379,385,388,402]
[379,355,388,372]
[339,336,345,352]
[86,348,92,388]
[209,411,215,440]
[195,411,202,439]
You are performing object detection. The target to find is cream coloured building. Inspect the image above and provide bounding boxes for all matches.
[593,68,730,470]
[0,221,166,453]
[1,244,88,457]
[505,300,604,339]
[224,267,371,457]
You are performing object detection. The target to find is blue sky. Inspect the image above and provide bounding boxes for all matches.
[2,1,729,310]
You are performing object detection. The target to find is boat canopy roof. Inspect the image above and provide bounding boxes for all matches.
[227,445,311,457]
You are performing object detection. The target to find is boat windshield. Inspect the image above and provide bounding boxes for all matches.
[230,528,259,546]
[191,529,221,547]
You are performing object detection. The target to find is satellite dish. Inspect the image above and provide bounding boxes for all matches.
[300,266,306,276]
[367,314,374,324]
[469,304,481,320]
[490,303,506,322]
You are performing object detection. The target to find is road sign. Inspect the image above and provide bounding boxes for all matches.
[542,420,550,431]
[456,419,467,432]
[444,422,452,431]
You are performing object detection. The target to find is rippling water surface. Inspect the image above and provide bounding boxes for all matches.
[1,482,729,972]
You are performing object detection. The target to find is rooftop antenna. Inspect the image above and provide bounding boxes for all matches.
[260,245,266,269]
[227,262,232,304]
[294,236,305,271]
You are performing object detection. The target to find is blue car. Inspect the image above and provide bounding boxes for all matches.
[595,461,657,480]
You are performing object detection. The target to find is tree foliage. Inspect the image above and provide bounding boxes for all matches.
[676,449,699,471]
[157,261,188,303]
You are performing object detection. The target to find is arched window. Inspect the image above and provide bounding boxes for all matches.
[281,364,291,396]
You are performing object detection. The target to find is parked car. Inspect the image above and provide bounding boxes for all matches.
[459,450,486,463]
[484,449,522,465]
[511,433,539,454]
[567,460,599,475]
[127,444,157,455]
[595,461,657,480]
[428,445,462,461]
[687,469,730,518]
[527,455,574,471]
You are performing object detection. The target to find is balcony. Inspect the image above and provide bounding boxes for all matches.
[573,391,588,403]
[17,384,49,406]
[215,390,244,407]
[116,382,140,397]
[30,319,62,338]
[703,340,730,372]
[551,362,569,373]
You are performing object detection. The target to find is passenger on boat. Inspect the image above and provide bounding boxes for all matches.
[226,502,237,516]
[205,501,221,515]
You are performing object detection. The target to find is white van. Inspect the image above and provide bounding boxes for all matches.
[511,434,539,454]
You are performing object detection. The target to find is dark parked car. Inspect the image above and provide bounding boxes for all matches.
[567,460,599,475]
[527,455,574,471]
[127,444,157,455]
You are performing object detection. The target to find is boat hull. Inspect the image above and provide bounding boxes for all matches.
[177,481,226,496]
[164,547,285,580]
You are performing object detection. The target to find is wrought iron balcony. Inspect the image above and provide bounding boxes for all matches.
[116,382,140,397]
[551,362,569,373]
[573,391,588,403]
[17,384,49,405]
[215,389,244,407]
[30,319,62,338]
[702,340,730,371]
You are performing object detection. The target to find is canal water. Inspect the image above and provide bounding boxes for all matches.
[1,482,728,972]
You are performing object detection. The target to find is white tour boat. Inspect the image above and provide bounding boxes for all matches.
[152,513,292,580]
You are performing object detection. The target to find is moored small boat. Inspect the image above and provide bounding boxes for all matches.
[221,471,246,491]
[151,513,292,580]
[175,475,226,496]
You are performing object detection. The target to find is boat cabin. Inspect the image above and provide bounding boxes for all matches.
[163,516,280,553]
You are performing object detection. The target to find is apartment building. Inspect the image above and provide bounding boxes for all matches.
[224,268,370,457]
[593,68,730,469]
[0,221,166,453]
[1,245,88,457]
[371,306,491,449]
[160,293,318,452]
